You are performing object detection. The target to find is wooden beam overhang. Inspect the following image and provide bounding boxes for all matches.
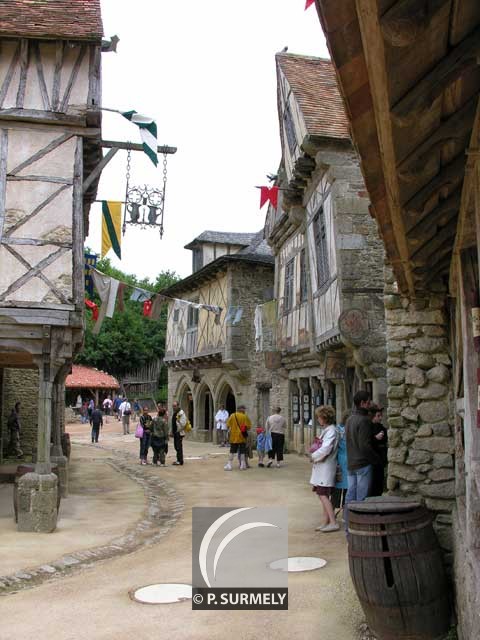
[316,0,480,293]
[355,0,416,296]
[391,25,480,127]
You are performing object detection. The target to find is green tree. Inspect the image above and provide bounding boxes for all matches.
[76,255,179,378]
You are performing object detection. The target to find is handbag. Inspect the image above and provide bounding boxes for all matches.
[134,423,144,439]
[309,436,322,454]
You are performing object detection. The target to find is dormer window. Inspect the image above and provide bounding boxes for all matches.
[192,248,203,272]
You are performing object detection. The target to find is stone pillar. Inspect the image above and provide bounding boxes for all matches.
[385,270,455,554]
[18,358,58,532]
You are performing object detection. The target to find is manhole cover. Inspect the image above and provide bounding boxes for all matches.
[131,583,192,604]
[269,557,327,572]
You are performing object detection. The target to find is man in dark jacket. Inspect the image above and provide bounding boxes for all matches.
[90,405,103,443]
[345,390,382,510]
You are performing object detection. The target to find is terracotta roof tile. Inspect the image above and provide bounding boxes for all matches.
[65,365,119,389]
[0,0,103,40]
[276,53,350,140]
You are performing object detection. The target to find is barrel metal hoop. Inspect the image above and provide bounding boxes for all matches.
[348,545,439,558]
[348,509,431,526]
[348,518,433,537]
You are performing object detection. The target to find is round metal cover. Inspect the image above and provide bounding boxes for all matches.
[269,557,327,573]
[348,496,421,514]
[131,583,192,604]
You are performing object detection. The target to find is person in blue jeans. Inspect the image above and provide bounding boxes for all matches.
[345,390,382,532]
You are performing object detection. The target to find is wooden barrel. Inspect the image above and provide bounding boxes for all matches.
[13,464,60,523]
[348,497,450,640]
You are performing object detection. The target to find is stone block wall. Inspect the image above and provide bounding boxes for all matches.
[385,269,455,554]
[1,368,39,459]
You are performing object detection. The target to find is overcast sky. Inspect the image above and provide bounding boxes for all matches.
[86,1,329,281]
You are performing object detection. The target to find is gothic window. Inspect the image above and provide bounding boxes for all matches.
[284,258,295,312]
[284,103,297,155]
[292,394,300,424]
[313,207,330,289]
[300,248,308,303]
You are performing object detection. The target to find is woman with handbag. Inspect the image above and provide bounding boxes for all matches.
[310,405,340,533]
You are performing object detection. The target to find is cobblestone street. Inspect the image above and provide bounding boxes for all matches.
[0,421,362,640]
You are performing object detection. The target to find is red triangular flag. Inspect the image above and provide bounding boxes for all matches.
[85,298,99,321]
[305,0,315,9]
[143,299,153,317]
[269,186,279,208]
[260,186,270,209]
[259,186,279,210]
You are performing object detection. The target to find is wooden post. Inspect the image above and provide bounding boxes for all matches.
[35,362,53,474]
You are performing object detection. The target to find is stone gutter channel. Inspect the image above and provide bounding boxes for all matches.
[0,445,185,596]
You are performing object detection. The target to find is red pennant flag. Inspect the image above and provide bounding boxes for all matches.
[259,186,279,210]
[85,298,99,321]
[305,0,315,9]
[143,299,153,317]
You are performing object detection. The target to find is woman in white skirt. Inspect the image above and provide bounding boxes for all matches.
[310,405,340,533]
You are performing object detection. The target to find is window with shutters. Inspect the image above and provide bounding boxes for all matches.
[284,258,295,312]
[313,207,330,290]
[187,305,199,328]
[300,248,308,303]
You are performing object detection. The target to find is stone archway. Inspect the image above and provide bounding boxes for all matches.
[196,382,214,441]
[216,381,236,415]
[177,381,194,425]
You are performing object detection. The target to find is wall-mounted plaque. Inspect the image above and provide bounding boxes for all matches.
[338,308,369,344]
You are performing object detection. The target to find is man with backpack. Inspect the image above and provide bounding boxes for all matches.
[119,397,132,435]
[224,405,252,471]
[171,401,187,465]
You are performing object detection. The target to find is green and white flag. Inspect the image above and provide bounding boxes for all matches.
[122,110,158,166]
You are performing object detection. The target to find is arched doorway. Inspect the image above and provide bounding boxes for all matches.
[178,382,194,426]
[217,381,236,415]
[197,383,214,440]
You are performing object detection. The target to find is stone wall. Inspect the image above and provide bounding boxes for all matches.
[385,268,455,555]
[1,368,39,459]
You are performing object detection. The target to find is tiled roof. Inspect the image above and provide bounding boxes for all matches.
[276,53,350,140]
[0,1,103,40]
[65,365,119,389]
[184,231,257,250]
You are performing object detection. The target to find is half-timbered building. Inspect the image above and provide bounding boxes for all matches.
[315,1,480,636]
[163,231,278,441]
[0,1,103,531]
[264,53,387,453]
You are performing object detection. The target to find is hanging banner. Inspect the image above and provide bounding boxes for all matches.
[122,110,158,166]
[305,0,315,8]
[84,252,97,296]
[259,186,279,209]
[101,201,122,260]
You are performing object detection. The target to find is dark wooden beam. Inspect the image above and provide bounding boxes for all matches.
[398,96,477,183]
[403,152,466,216]
[381,0,450,48]
[391,25,480,126]
[406,188,461,235]
[410,217,457,264]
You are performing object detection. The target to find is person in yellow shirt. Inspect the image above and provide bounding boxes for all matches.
[224,405,252,471]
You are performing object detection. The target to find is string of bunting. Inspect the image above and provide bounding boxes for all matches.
[85,267,222,334]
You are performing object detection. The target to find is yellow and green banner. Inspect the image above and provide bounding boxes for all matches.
[101,201,122,260]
